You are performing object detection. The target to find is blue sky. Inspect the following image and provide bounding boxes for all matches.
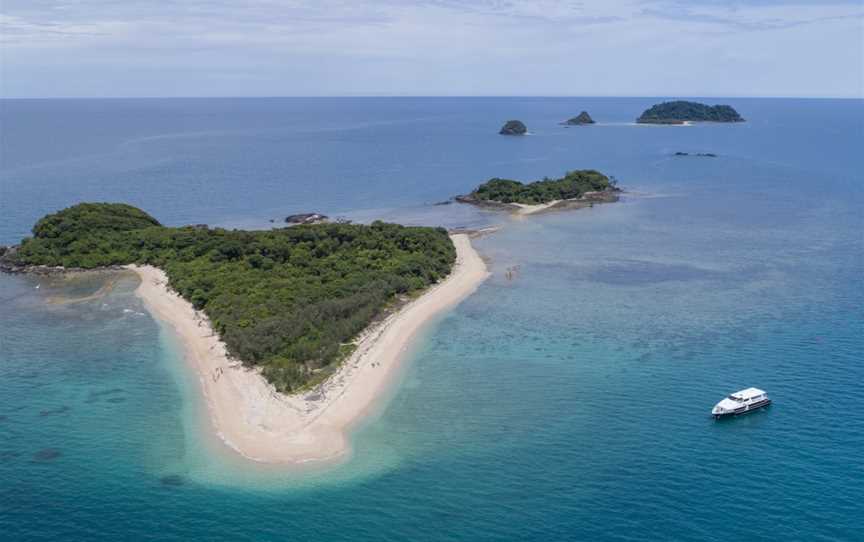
[1,0,862,98]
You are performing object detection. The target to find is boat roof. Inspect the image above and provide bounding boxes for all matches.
[731,387,766,398]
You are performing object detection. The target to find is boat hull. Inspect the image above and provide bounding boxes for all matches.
[713,399,771,419]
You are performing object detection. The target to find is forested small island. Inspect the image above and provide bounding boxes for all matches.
[499,120,527,135]
[2,203,455,392]
[637,101,744,124]
[457,169,618,206]
[562,111,595,125]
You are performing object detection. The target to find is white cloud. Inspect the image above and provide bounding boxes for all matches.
[1,0,861,97]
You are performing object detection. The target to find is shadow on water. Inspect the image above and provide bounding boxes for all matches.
[38,406,70,417]
[160,474,185,487]
[588,260,726,286]
[85,388,125,403]
[31,448,62,462]
[711,405,773,425]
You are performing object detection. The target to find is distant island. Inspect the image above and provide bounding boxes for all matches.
[285,212,328,224]
[674,152,717,157]
[456,169,620,215]
[562,111,595,125]
[499,120,527,135]
[637,100,744,124]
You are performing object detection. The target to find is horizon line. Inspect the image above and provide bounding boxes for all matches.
[1,94,862,100]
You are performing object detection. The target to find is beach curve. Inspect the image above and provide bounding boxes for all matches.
[129,233,489,465]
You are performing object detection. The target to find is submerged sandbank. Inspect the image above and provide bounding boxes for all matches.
[130,234,489,465]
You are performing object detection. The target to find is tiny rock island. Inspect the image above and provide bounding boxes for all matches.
[562,111,595,125]
[2,203,457,392]
[456,169,620,214]
[499,120,527,135]
[285,212,328,225]
[637,100,744,124]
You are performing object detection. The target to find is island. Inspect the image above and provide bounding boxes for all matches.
[456,169,620,215]
[285,212,328,224]
[636,100,744,124]
[674,152,717,157]
[2,203,489,463]
[499,120,527,135]
[562,111,595,125]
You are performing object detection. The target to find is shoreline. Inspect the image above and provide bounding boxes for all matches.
[456,190,621,217]
[129,233,489,465]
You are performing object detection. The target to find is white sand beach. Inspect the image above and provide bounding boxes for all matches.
[129,233,489,465]
[511,201,562,216]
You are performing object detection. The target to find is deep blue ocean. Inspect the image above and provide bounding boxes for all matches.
[1,98,862,541]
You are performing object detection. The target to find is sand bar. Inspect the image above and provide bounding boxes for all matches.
[129,234,489,465]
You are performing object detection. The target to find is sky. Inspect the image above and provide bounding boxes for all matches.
[1,0,862,98]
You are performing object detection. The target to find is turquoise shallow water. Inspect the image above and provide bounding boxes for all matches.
[1,98,862,540]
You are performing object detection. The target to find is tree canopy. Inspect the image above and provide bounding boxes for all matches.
[468,170,613,205]
[636,101,744,124]
[13,203,456,392]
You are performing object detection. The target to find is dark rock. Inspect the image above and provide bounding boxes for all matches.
[160,474,185,486]
[562,111,595,125]
[433,199,453,206]
[86,388,124,403]
[39,406,70,417]
[499,120,527,135]
[32,448,62,462]
[673,152,717,157]
[285,213,329,225]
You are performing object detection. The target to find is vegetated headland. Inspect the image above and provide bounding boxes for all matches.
[1,203,491,463]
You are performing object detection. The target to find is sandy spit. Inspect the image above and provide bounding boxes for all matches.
[129,234,489,465]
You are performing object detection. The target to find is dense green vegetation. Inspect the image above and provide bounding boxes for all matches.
[466,170,613,205]
[499,120,527,135]
[636,101,743,124]
[12,203,456,392]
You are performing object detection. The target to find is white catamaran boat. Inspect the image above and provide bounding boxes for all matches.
[711,387,771,418]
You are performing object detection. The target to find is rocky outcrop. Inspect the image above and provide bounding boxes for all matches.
[285,213,328,225]
[674,152,717,157]
[499,120,527,135]
[563,111,595,125]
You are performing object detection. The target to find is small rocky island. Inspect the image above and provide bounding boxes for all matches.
[674,152,717,157]
[456,169,620,214]
[285,212,328,225]
[499,120,527,135]
[562,111,595,125]
[637,100,744,124]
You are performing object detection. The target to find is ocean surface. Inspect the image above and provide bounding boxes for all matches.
[1,97,862,541]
